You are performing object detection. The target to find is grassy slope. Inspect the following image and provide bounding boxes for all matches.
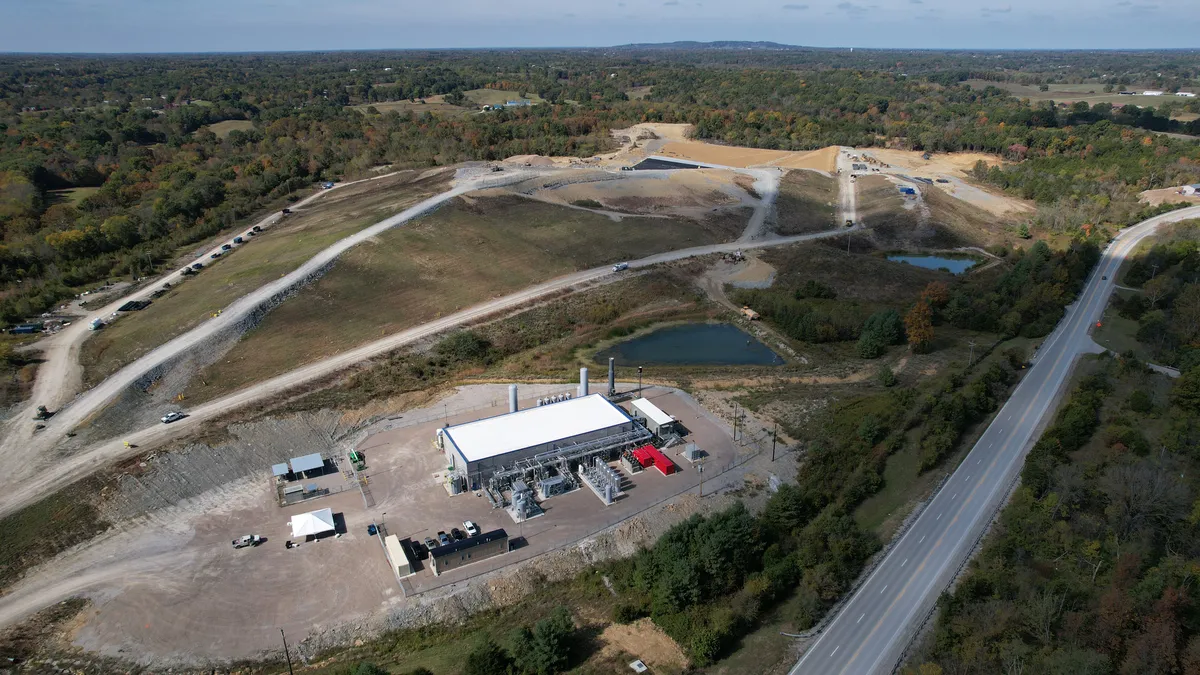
[180,196,746,403]
[773,170,837,235]
[857,175,1013,249]
[203,120,255,138]
[79,170,451,386]
[464,89,546,106]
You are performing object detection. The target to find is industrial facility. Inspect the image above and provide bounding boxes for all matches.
[435,364,661,516]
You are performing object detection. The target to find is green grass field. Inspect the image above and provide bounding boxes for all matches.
[962,79,1193,109]
[79,170,451,386]
[625,86,653,100]
[47,187,100,206]
[352,99,469,116]
[203,120,255,138]
[773,169,837,235]
[463,88,545,106]
[180,195,744,403]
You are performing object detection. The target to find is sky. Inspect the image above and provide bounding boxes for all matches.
[2,0,1199,52]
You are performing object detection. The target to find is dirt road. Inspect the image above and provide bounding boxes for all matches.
[0,169,533,495]
[0,222,859,520]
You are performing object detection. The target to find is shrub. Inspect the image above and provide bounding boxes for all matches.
[1129,389,1153,413]
[878,364,897,387]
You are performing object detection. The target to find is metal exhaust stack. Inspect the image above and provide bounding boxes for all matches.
[508,384,518,413]
[608,357,616,397]
[579,367,589,397]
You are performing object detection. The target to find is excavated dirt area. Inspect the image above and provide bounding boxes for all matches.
[657,142,838,172]
[1141,186,1200,206]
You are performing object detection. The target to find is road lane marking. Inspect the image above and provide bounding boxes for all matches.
[857,613,864,624]
[952,493,957,499]
[919,535,925,543]
[831,646,839,657]
[880,585,888,594]
[847,342,1065,675]
[937,512,942,520]
[901,558,908,567]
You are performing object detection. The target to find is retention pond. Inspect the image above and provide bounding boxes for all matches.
[594,323,783,366]
[886,254,978,275]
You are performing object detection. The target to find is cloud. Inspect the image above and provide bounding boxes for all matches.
[782,3,808,8]
[837,1,867,12]
[981,4,1012,12]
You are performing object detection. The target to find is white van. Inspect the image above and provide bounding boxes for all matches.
[612,262,629,272]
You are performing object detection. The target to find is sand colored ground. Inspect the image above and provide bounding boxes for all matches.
[858,148,1003,177]
[657,141,837,172]
[1140,186,1200,206]
[596,618,689,671]
[852,148,1033,217]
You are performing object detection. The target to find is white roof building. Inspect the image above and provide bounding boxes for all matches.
[1177,92,1197,97]
[631,398,674,427]
[441,394,631,463]
[289,508,336,538]
[1143,90,1165,96]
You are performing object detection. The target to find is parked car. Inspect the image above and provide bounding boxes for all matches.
[221,244,232,251]
[612,262,629,272]
[252,225,262,232]
[450,528,465,541]
[210,252,222,259]
[367,523,378,536]
[463,520,480,537]
[191,263,204,270]
[424,536,439,551]
[233,236,244,244]
[160,411,186,424]
[437,531,451,546]
[246,231,255,236]
[232,534,262,549]
[281,208,292,215]
[322,181,335,189]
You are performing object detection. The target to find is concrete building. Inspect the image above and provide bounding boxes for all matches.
[630,397,679,439]
[437,393,636,488]
[1177,92,1197,97]
[1182,184,1200,196]
[430,528,509,575]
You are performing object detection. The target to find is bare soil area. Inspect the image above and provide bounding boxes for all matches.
[0,386,754,668]
[1140,186,1200,206]
[657,141,837,172]
[595,618,689,671]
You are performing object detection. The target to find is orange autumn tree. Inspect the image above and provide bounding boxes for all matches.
[905,300,934,353]
[921,281,950,307]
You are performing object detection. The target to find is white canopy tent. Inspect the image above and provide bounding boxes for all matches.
[289,507,336,538]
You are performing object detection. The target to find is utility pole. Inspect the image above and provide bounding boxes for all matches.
[280,629,295,675]
[698,462,704,497]
[771,422,778,461]
[733,403,739,442]
[968,340,977,366]
[847,230,852,256]
[637,365,643,393]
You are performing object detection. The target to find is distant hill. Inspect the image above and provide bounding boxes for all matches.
[614,41,816,51]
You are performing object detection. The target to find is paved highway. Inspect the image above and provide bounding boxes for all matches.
[790,204,1200,675]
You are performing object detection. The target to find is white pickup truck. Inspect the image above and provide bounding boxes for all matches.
[232,535,262,549]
